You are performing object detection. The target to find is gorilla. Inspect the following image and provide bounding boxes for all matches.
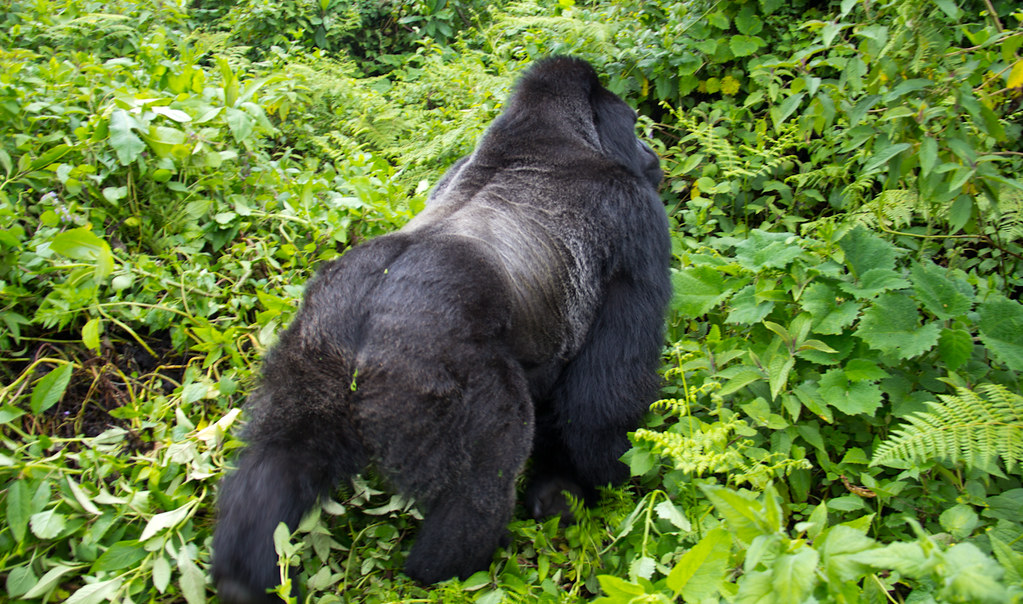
[212,56,671,603]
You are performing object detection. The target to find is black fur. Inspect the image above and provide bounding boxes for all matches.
[212,57,671,602]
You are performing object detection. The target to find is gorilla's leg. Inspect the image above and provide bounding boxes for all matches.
[213,346,366,604]
[527,275,664,518]
[359,350,533,584]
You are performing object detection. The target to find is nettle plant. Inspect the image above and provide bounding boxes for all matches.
[612,224,1023,602]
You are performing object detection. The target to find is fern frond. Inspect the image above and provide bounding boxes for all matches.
[871,384,1023,474]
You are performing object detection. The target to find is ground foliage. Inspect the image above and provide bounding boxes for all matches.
[1,0,1022,602]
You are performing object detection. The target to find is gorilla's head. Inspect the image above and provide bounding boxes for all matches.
[491,57,662,189]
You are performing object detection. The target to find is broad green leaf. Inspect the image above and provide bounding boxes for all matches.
[596,575,646,598]
[938,328,974,370]
[143,125,187,158]
[911,261,974,319]
[769,547,819,603]
[819,525,877,582]
[801,282,861,335]
[66,476,101,515]
[839,267,909,298]
[843,359,889,382]
[839,226,897,277]
[5,565,37,598]
[919,137,938,175]
[23,564,80,599]
[630,556,656,580]
[768,355,795,400]
[948,195,973,231]
[733,230,803,270]
[734,4,763,35]
[726,284,774,324]
[65,576,123,604]
[30,508,66,539]
[7,480,31,542]
[30,362,74,414]
[941,543,1008,603]
[855,293,940,359]
[82,317,102,352]
[701,484,783,544]
[1009,59,1023,89]
[939,504,979,540]
[720,367,765,396]
[655,500,692,531]
[819,367,883,415]
[49,227,114,281]
[730,34,762,57]
[990,535,1023,585]
[978,296,1023,371]
[91,541,148,572]
[178,550,207,604]
[666,526,731,600]
[671,266,730,317]
[140,502,194,541]
[225,107,254,143]
[108,109,144,165]
[771,93,805,129]
[152,556,172,593]
[863,142,911,173]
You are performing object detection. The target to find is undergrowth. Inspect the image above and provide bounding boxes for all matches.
[1,0,1021,602]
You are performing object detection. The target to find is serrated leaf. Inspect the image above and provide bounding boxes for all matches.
[801,282,861,335]
[855,293,940,359]
[978,296,1023,371]
[726,284,774,324]
[844,359,889,382]
[701,484,783,544]
[730,34,762,57]
[655,500,692,531]
[819,368,883,415]
[734,4,763,35]
[30,363,74,414]
[733,230,803,270]
[911,261,974,319]
[666,526,731,600]
[938,328,974,370]
[820,525,877,582]
[839,267,909,298]
[941,543,1009,602]
[769,547,819,603]
[630,556,656,580]
[671,266,730,317]
[839,226,898,277]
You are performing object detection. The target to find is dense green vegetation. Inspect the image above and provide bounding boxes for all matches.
[2,0,1022,602]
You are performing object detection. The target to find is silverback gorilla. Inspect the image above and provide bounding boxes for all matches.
[212,57,671,602]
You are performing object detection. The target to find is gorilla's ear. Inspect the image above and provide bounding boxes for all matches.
[590,87,644,174]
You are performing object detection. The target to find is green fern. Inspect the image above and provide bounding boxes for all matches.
[871,384,1023,474]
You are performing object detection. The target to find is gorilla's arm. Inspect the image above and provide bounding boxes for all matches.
[526,180,671,517]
